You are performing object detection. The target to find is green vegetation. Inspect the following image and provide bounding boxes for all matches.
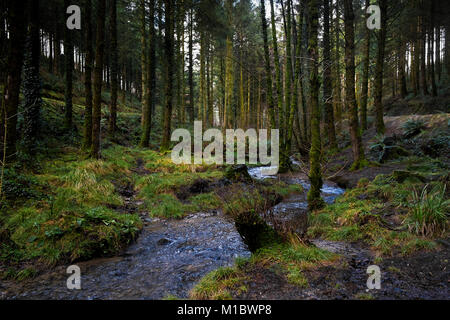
[190,266,248,300]
[308,157,448,257]
[190,239,336,299]
[0,146,144,267]
[402,119,426,139]
[404,184,449,237]
[250,241,335,287]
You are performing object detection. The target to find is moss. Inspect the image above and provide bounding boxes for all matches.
[308,161,446,256]
[0,146,143,266]
[189,266,247,300]
[354,293,375,300]
[249,241,335,287]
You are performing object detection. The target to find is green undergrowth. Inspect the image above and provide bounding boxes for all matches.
[0,145,148,270]
[190,240,336,299]
[190,265,248,300]
[135,159,224,218]
[308,157,448,257]
[249,240,336,287]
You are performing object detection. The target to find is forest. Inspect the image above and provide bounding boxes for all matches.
[0,0,449,300]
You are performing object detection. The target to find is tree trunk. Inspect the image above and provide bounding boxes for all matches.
[435,26,441,82]
[360,0,370,131]
[429,0,437,96]
[398,37,408,98]
[1,2,26,160]
[83,0,93,150]
[282,0,293,172]
[307,0,324,211]
[270,0,283,128]
[323,0,337,149]
[140,0,148,126]
[293,5,306,145]
[22,0,41,156]
[260,0,275,129]
[374,0,387,134]
[161,0,175,151]
[334,0,342,131]
[420,7,428,95]
[140,0,155,147]
[90,0,106,159]
[188,9,194,122]
[344,0,365,169]
[108,0,118,138]
[200,31,206,125]
[64,0,74,129]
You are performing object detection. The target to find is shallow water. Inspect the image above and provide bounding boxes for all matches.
[1,212,250,300]
[2,167,345,300]
[248,165,345,204]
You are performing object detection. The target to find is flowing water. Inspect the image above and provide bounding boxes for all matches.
[1,166,345,300]
[1,212,250,299]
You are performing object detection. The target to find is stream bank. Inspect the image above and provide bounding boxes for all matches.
[1,211,250,299]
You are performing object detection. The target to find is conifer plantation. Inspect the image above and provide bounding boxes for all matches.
[0,0,449,301]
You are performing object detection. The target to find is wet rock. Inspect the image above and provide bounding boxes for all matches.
[264,195,309,239]
[157,238,171,246]
[392,170,427,183]
[329,175,351,189]
[234,211,277,252]
[225,164,252,181]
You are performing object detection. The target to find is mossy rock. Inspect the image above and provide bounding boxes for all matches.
[380,146,410,163]
[392,170,427,183]
[234,211,279,252]
[420,135,450,158]
[225,164,251,181]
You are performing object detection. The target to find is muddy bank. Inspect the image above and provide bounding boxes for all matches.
[232,239,449,300]
[0,212,250,300]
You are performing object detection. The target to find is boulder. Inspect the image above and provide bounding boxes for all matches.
[225,164,251,181]
[392,170,427,183]
[380,146,410,163]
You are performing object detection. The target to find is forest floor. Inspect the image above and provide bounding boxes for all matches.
[0,78,449,299]
[190,112,450,300]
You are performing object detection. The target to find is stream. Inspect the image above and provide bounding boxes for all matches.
[1,166,345,300]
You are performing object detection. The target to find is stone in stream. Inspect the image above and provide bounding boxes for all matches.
[264,194,309,239]
[157,238,171,246]
[225,164,252,181]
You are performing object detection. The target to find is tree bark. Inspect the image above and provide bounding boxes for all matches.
[108,0,118,137]
[360,0,370,131]
[344,0,365,169]
[188,8,194,122]
[83,0,93,150]
[90,0,106,159]
[1,1,26,160]
[270,0,283,128]
[323,0,337,149]
[64,0,74,129]
[374,0,387,134]
[161,0,175,151]
[140,0,156,147]
[22,0,41,156]
[307,0,324,210]
[260,0,275,129]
